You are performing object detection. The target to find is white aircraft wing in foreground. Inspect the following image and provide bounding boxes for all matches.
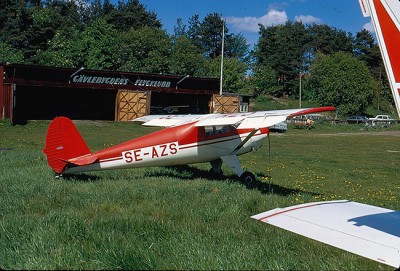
[252,200,400,268]
[359,0,400,118]
[251,1,400,268]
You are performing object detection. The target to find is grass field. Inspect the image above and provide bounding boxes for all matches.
[1,119,399,270]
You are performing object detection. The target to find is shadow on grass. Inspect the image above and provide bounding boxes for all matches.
[56,165,320,197]
[144,165,226,180]
[145,165,319,197]
[250,172,320,197]
[59,173,101,182]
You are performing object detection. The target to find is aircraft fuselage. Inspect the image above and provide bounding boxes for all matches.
[65,122,269,174]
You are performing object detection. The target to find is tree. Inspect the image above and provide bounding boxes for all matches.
[43,0,83,31]
[305,52,376,115]
[186,13,250,61]
[254,21,308,97]
[0,41,24,63]
[220,58,248,93]
[353,29,383,75]
[115,26,171,73]
[1,0,38,60]
[169,36,205,76]
[203,57,248,93]
[28,3,79,63]
[79,18,119,70]
[173,18,187,38]
[175,13,250,93]
[106,0,161,31]
[83,0,103,24]
[252,64,282,96]
[35,28,82,68]
[225,33,250,63]
[354,29,393,111]
[186,14,202,51]
[306,24,353,56]
[198,13,226,59]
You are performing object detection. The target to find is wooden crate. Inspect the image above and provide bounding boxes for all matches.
[211,94,240,113]
[115,90,150,121]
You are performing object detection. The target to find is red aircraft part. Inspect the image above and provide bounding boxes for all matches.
[43,117,94,173]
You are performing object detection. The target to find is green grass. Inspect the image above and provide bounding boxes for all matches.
[1,120,399,270]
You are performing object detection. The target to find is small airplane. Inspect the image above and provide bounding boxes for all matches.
[150,104,190,114]
[253,0,400,269]
[43,107,335,180]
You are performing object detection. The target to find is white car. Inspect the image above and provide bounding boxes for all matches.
[369,115,397,125]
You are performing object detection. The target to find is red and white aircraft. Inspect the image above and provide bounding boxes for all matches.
[253,1,400,269]
[44,107,335,181]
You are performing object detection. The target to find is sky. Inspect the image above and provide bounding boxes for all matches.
[130,0,373,46]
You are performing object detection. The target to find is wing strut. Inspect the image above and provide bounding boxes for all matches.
[231,129,259,154]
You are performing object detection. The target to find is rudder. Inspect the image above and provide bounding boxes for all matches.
[43,117,91,173]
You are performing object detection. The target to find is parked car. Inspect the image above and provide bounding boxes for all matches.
[270,121,288,133]
[346,116,369,124]
[288,114,325,128]
[369,115,397,125]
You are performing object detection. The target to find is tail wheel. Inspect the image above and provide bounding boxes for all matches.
[240,171,256,183]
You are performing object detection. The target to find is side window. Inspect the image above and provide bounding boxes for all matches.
[205,125,230,137]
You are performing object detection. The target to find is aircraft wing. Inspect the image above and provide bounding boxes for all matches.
[358,0,400,118]
[132,106,336,128]
[131,114,207,127]
[252,200,400,268]
[234,106,336,129]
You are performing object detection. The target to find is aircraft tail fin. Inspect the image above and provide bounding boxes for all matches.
[43,117,92,174]
[359,0,400,117]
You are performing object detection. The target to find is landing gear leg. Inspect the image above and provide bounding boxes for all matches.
[209,158,223,176]
[220,155,257,185]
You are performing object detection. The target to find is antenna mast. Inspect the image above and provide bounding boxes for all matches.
[219,20,225,96]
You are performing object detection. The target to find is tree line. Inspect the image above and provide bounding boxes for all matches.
[0,0,393,115]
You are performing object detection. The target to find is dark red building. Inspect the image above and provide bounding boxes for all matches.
[0,63,249,124]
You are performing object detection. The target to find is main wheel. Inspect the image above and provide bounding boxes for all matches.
[240,171,256,184]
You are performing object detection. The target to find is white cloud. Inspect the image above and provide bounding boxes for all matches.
[268,2,289,11]
[362,22,375,33]
[226,9,288,33]
[226,9,324,34]
[295,15,323,25]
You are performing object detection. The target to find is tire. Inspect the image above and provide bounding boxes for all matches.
[240,171,256,184]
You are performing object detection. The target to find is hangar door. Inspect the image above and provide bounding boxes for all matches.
[13,86,116,121]
[116,90,150,121]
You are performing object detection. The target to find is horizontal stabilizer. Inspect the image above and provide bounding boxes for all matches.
[252,200,400,268]
[67,155,99,166]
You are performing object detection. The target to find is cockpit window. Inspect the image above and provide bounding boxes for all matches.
[205,125,230,137]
